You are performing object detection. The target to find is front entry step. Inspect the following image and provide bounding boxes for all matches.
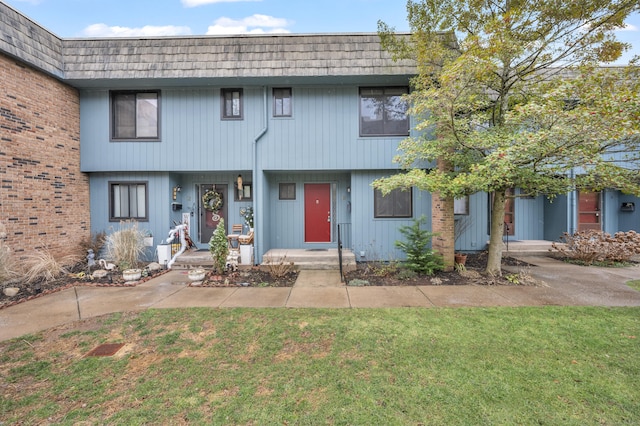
[262,248,356,271]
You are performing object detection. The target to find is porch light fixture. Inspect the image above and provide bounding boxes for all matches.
[172,185,181,200]
[237,174,243,200]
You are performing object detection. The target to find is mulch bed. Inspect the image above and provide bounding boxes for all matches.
[1,252,534,309]
[344,252,535,287]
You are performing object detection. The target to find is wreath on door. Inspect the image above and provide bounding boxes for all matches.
[202,190,223,212]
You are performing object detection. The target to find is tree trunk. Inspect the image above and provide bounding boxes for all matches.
[486,189,506,276]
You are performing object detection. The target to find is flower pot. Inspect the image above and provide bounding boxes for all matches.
[188,269,206,282]
[122,269,142,281]
[454,253,467,266]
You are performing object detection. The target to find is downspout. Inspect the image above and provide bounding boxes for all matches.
[568,169,575,234]
[252,87,269,264]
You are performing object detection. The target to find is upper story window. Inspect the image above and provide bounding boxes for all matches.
[109,182,148,221]
[222,88,243,120]
[111,91,160,140]
[374,187,413,218]
[273,88,292,117]
[360,87,409,137]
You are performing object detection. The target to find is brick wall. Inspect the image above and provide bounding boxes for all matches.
[0,53,90,256]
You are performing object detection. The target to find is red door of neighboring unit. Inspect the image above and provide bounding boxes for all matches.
[304,183,331,243]
[578,191,601,231]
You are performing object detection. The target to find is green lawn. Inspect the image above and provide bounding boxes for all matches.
[1,307,639,425]
[627,280,640,292]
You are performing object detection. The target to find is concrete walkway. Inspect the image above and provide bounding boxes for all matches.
[2,256,640,342]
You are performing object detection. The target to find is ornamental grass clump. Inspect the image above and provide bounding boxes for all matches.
[263,253,295,278]
[0,221,17,284]
[209,218,229,274]
[21,248,82,285]
[551,230,640,265]
[395,216,444,275]
[105,221,146,270]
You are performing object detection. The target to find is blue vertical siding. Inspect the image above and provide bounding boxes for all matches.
[262,172,350,249]
[349,171,432,262]
[543,195,568,241]
[616,192,640,232]
[80,87,265,172]
[89,172,171,261]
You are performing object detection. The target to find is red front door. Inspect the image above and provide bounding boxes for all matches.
[578,191,601,231]
[304,183,331,243]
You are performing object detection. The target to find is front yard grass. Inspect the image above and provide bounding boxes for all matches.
[627,280,640,291]
[1,307,639,424]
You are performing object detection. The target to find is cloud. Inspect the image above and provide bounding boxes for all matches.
[617,23,638,32]
[206,14,292,35]
[182,0,261,7]
[81,23,193,37]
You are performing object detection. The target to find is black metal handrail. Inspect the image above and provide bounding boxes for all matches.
[337,223,352,282]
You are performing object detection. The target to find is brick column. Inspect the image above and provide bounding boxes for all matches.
[431,192,454,271]
[431,157,455,271]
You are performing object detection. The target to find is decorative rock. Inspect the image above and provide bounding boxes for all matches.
[92,269,109,279]
[3,287,20,297]
[146,262,163,272]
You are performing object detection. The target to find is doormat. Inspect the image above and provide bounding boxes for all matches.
[85,343,125,357]
[306,249,328,251]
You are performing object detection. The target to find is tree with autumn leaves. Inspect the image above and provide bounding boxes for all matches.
[375,0,640,275]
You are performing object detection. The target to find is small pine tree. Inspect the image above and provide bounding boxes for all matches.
[395,216,444,275]
[209,219,229,274]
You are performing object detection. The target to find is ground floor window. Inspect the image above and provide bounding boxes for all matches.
[279,183,296,200]
[109,182,148,221]
[374,188,412,218]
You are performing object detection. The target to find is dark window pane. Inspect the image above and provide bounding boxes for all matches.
[374,188,412,218]
[111,91,159,140]
[279,183,296,200]
[360,87,409,136]
[113,93,136,138]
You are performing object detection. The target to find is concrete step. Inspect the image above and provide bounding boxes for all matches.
[263,248,356,272]
[490,240,562,257]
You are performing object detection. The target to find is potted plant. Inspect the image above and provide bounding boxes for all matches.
[454,216,472,266]
[240,206,254,233]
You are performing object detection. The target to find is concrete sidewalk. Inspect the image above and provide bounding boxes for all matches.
[2,256,640,342]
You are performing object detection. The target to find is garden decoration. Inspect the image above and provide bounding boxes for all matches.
[166,223,193,269]
[202,190,223,212]
[98,259,117,271]
[86,249,96,268]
